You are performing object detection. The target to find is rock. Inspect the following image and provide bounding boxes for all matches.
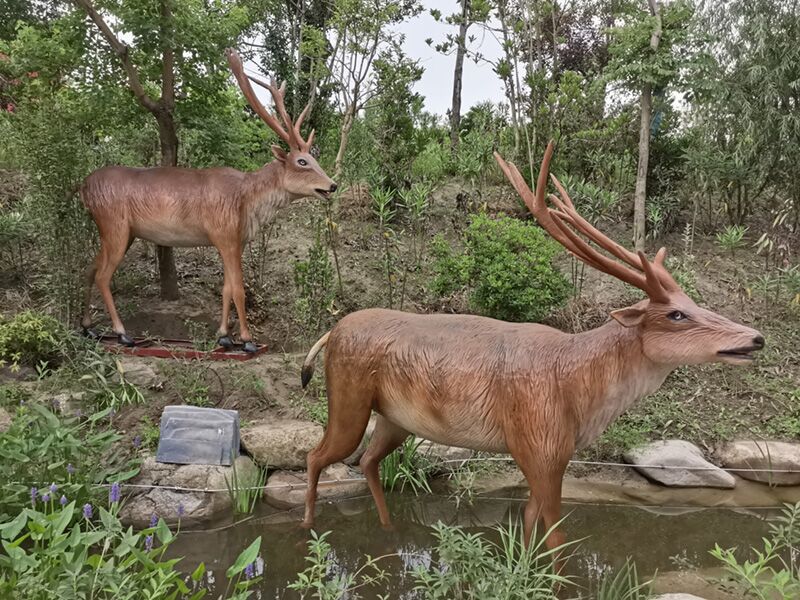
[417,439,474,472]
[156,406,240,466]
[0,365,36,382]
[624,440,735,489]
[652,595,708,600]
[0,407,12,433]
[718,440,800,486]
[50,391,87,417]
[113,357,159,389]
[241,419,323,469]
[119,455,257,526]
[264,462,368,507]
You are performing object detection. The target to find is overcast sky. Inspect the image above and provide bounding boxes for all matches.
[395,5,506,116]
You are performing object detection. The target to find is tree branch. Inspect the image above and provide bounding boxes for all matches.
[72,0,159,113]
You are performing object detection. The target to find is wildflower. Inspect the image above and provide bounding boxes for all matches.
[49,482,58,494]
[41,493,50,503]
[59,495,68,506]
[149,513,158,528]
[30,487,37,506]
[133,435,142,449]
[244,562,255,580]
[67,463,76,475]
[82,503,93,519]
[109,482,121,504]
[177,503,185,518]
[144,534,154,551]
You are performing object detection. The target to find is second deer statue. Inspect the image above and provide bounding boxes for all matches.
[299,142,765,561]
[80,49,336,351]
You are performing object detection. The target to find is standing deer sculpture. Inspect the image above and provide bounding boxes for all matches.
[299,141,765,558]
[80,49,336,351]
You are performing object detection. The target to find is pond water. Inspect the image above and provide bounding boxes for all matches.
[168,490,775,598]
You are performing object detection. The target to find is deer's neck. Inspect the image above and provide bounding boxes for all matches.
[564,322,672,450]
[241,161,290,242]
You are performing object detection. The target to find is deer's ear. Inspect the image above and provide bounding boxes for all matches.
[271,145,288,162]
[610,306,646,328]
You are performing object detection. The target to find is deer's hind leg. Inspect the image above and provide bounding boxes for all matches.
[302,376,373,528]
[85,224,133,346]
[359,415,410,527]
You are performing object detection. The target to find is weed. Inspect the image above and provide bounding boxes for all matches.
[0,310,65,370]
[294,216,336,343]
[380,437,432,495]
[716,224,747,256]
[225,459,267,516]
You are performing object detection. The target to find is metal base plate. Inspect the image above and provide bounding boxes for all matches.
[96,335,267,361]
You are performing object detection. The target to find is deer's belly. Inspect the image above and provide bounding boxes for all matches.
[133,223,213,247]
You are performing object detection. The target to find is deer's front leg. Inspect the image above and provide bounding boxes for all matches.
[216,240,256,353]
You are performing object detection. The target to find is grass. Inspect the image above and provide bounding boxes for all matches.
[380,436,433,494]
[224,459,267,516]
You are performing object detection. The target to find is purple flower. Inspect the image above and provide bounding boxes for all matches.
[66,463,76,475]
[41,493,50,503]
[149,513,158,528]
[59,495,68,507]
[244,562,255,580]
[109,482,121,504]
[49,482,58,494]
[144,534,154,551]
[133,435,142,449]
[30,487,37,506]
[177,503,185,518]
[82,503,93,520]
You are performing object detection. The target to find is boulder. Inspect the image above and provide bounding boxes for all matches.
[0,407,12,433]
[119,455,257,526]
[264,463,368,507]
[624,440,735,489]
[113,357,159,389]
[241,419,323,469]
[417,439,474,472]
[717,440,800,486]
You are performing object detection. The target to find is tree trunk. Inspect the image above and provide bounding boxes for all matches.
[449,0,470,153]
[633,84,652,251]
[633,0,662,251]
[334,106,355,180]
[155,107,180,300]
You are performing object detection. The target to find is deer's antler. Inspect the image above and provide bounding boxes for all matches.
[494,141,680,303]
[225,48,314,152]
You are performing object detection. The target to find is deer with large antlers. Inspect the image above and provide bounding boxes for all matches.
[299,141,764,559]
[80,49,336,350]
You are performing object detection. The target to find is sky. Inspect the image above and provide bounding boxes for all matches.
[395,5,507,116]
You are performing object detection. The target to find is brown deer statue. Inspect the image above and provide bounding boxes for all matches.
[80,49,336,351]
[298,141,764,559]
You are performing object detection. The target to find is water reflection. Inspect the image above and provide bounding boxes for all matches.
[169,493,773,598]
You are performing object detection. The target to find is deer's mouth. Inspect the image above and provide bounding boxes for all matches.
[717,346,760,362]
[315,188,332,200]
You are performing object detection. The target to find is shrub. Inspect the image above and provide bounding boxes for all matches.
[431,214,571,323]
[293,218,336,342]
[0,310,65,369]
[0,498,262,599]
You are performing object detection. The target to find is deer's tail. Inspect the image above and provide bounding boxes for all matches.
[301,331,330,388]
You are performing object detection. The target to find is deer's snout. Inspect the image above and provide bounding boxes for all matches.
[752,334,765,350]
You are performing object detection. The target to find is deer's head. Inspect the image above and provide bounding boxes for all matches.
[226,49,337,201]
[495,142,764,369]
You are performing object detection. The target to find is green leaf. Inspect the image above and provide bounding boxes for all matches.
[226,536,261,579]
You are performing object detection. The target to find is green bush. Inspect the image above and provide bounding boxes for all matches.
[431,214,571,323]
[0,497,262,599]
[0,310,66,369]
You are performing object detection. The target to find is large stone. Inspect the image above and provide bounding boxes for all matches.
[718,440,800,486]
[624,440,735,489]
[113,357,159,389]
[119,455,257,526]
[156,406,240,466]
[0,407,12,433]
[417,439,474,472]
[263,462,368,508]
[241,419,323,469]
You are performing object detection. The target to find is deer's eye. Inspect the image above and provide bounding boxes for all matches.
[297,158,308,167]
[667,310,687,321]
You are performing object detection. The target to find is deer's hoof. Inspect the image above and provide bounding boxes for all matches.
[118,333,135,347]
[243,341,258,354]
[217,336,234,349]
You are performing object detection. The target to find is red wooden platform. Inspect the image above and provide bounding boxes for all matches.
[97,335,268,361]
